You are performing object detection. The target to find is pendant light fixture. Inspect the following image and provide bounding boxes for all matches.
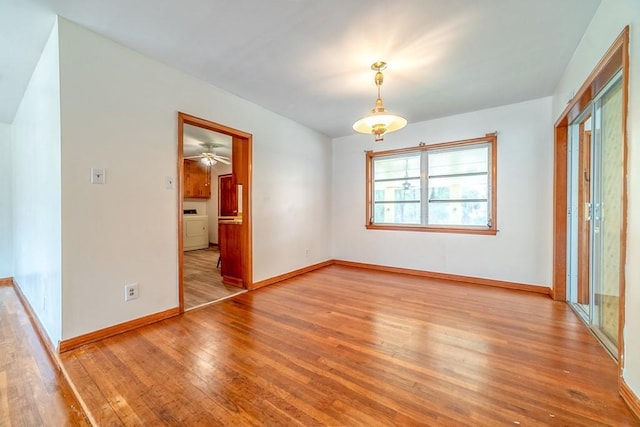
[353,61,407,142]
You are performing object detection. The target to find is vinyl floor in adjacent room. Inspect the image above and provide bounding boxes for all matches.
[56,265,637,426]
[183,245,244,309]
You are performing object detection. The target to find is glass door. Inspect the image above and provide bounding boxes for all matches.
[591,75,623,352]
[567,71,623,357]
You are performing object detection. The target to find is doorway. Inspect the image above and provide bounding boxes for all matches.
[567,73,624,356]
[177,112,253,312]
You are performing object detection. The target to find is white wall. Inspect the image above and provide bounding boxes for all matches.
[253,123,332,279]
[332,97,553,287]
[552,0,640,399]
[0,123,13,278]
[57,18,332,339]
[12,20,62,345]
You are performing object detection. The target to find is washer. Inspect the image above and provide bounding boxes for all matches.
[183,213,209,251]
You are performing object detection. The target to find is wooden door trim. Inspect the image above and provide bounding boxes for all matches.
[177,112,253,312]
[552,26,629,394]
[552,123,568,301]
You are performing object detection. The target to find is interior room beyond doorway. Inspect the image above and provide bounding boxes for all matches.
[181,123,244,309]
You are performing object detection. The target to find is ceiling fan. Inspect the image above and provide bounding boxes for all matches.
[185,143,231,166]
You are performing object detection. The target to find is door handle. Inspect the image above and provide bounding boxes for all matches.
[585,203,592,221]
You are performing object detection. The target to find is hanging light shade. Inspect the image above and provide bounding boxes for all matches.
[353,61,407,142]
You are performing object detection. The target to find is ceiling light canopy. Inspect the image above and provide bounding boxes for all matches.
[353,61,407,142]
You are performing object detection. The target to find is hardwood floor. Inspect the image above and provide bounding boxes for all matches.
[0,282,88,426]
[59,265,636,426]
[183,245,244,309]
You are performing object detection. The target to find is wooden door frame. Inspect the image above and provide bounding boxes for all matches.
[177,112,253,312]
[552,27,628,377]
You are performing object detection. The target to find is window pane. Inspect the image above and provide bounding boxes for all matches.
[367,134,496,233]
[428,201,488,226]
[374,155,420,180]
[374,179,420,202]
[374,202,421,224]
[428,175,488,201]
[429,146,488,176]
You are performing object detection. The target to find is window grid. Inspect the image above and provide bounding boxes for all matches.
[366,133,497,235]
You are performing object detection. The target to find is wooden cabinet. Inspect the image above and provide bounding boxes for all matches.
[183,159,211,199]
[215,136,248,288]
[218,221,243,287]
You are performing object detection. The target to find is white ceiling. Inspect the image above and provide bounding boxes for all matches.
[2,0,601,137]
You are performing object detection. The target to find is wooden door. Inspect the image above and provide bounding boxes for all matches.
[218,174,237,216]
[577,125,591,305]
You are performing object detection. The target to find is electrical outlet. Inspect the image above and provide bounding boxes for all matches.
[305,248,309,257]
[125,283,138,301]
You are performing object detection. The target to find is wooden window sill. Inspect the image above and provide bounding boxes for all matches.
[365,224,498,235]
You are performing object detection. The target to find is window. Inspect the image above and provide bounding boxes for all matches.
[366,133,497,235]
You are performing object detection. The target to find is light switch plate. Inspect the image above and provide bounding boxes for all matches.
[165,176,175,189]
[91,168,105,184]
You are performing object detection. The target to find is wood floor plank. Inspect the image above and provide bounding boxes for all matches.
[60,265,637,425]
[146,316,340,425]
[60,351,124,426]
[0,283,89,426]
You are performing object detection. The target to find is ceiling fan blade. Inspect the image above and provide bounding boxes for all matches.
[215,158,231,165]
[185,155,202,159]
